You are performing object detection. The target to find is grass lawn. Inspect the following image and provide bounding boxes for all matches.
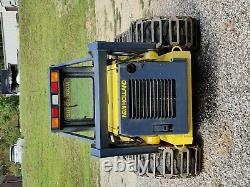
[64,78,93,120]
[19,0,99,187]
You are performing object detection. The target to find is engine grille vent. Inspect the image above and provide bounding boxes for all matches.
[129,79,176,119]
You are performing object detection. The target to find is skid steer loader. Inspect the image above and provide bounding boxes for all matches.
[48,17,201,178]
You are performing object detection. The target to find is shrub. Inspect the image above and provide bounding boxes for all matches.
[0,95,20,175]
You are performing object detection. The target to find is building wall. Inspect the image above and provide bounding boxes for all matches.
[0,10,19,68]
[0,0,18,7]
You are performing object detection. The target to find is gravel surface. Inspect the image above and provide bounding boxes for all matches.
[95,0,250,186]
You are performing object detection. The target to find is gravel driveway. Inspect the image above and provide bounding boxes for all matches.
[95,0,250,186]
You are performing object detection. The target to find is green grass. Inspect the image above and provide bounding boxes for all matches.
[19,0,99,187]
[64,78,93,120]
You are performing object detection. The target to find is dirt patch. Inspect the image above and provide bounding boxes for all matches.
[95,0,152,41]
[202,121,235,171]
[214,122,234,158]
[100,158,138,187]
[53,0,77,18]
[85,0,96,41]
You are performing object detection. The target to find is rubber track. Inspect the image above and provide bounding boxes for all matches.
[115,16,198,51]
[123,146,201,178]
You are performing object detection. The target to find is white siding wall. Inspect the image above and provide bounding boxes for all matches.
[1,10,19,67]
[1,0,18,7]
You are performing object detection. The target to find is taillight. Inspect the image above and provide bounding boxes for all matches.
[52,107,59,118]
[50,70,60,130]
[52,95,59,105]
[51,82,58,93]
[51,71,59,82]
[51,118,59,129]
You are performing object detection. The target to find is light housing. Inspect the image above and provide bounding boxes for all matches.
[50,70,60,130]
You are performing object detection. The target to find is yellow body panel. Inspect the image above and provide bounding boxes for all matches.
[107,48,193,146]
[107,64,119,135]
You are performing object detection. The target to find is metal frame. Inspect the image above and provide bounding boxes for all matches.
[50,41,159,158]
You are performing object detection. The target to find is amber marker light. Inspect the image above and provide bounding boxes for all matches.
[51,118,59,129]
[51,71,59,82]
